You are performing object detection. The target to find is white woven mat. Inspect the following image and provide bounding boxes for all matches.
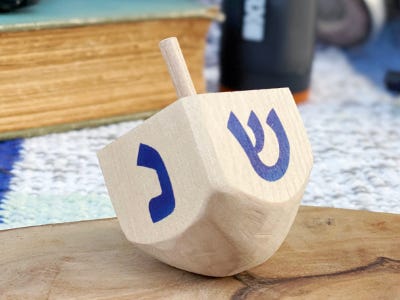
[1,24,399,230]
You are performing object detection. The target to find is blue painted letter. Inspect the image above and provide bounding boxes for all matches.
[227,109,290,181]
[137,143,175,223]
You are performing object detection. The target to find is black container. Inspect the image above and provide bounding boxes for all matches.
[220,0,317,103]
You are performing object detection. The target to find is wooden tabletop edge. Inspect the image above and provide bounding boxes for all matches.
[1,205,398,234]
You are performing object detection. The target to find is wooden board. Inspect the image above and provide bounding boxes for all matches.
[0,206,399,299]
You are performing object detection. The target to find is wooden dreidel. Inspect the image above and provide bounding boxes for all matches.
[97,37,313,277]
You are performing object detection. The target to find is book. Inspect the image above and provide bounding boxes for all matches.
[0,0,220,139]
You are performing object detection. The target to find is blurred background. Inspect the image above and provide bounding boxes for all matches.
[0,0,399,229]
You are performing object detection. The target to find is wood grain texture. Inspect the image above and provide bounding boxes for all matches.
[0,18,210,138]
[0,206,399,299]
[159,37,197,98]
[97,88,313,276]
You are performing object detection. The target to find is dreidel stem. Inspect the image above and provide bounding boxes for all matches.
[159,37,197,98]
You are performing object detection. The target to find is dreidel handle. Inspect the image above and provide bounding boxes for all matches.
[159,37,197,98]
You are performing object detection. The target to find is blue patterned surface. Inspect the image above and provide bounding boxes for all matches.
[0,139,22,223]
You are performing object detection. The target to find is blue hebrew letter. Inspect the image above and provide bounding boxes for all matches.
[137,143,175,223]
[227,109,290,181]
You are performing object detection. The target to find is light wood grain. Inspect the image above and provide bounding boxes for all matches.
[0,18,211,138]
[98,87,313,276]
[98,39,312,276]
[1,206,399,299]
[159,37,197,98]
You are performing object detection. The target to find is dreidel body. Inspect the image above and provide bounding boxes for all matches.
[98,38,313,277]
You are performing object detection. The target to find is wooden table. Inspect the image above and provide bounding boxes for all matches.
[1,206,399,299]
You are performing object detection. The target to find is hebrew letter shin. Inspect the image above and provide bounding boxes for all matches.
[227,109,290,181]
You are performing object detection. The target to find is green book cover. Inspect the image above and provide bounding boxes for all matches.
[0,0,219,32]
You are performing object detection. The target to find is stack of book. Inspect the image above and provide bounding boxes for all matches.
[0,0,220,139]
